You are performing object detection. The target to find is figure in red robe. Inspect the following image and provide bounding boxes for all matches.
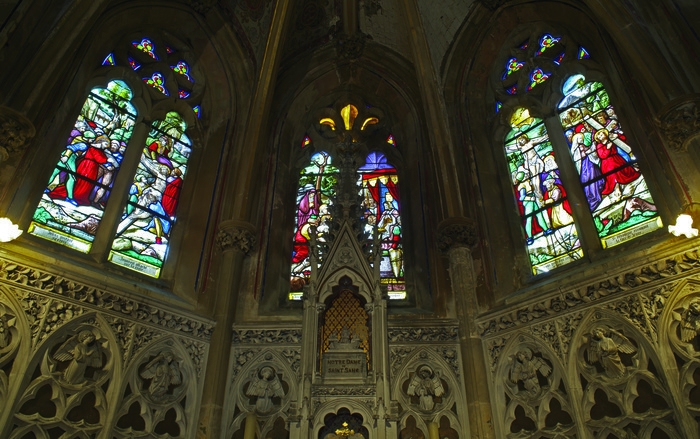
[594,129,639,195]
[73,136,110,206]
[162,168,183,217]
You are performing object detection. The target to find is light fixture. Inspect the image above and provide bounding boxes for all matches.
[0,218,22,242]
[669,213,698,238]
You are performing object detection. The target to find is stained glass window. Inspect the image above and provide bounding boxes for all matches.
[143,73,168,95]
[503,58,525,80]
[193,106,201,118]
[171,61,194,82]
[527,68,551,91]
[302,136,311,148]
[29,80,137,252]
[536,34,561,55]
[386,135,395,146]
[507,85,518,95]
[558,74,661,248]
[553,52,565,65]
[578,47,590,59]
[289,151,338,300]
[505,108,583,274]
[128,57,141,71]
[358,152,406,299]
[109,112,192,277]
[102,53,115,66]
[132,38,158,60]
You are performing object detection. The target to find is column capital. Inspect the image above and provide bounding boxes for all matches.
[656,95,700,152]
[437,217,479,253]
[216,220,256,255]
[0,106,35,164]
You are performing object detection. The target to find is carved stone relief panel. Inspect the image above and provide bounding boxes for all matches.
[11,318,114,439]
[0,298,22,418]
[225,349,296,439]
[575,315,681,438]
[112,338,198,439]
[496,338,575,438]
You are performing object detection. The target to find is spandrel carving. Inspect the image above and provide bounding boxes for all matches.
[680,298,700,343]
[52,329,104,386]
[139,351,182,403]
[587,326,637,378]
[406,365,445,411]
[508,348,552,397]
[246,366,285,413]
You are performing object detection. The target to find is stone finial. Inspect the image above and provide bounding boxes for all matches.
[0,106,35,163]
[656,97,700,152]
[216,222,256,254]
[437,218,478,252]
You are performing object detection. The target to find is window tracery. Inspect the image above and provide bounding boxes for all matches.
[495,31,661,275]
[28,35,201,278]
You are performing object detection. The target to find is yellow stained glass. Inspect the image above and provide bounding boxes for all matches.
[340,104,358,130]
[360,117,379,130]
[320,118,336,130]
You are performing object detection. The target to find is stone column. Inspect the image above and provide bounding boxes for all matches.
[437,218,495,439]
[428,421,440,439]
[197,221,255,439]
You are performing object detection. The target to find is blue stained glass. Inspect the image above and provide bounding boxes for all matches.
[358,152,405,299]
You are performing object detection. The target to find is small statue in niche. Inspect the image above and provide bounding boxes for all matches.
[587,326,636,378]
[509,348,552,397]
[407,365,445,411]
[140,351,182,402]
[681,298,700,343]
[246,366,284,413]
[53,329,103,385]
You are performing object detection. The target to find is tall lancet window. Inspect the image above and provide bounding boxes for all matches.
[358,152,406,299]
[505,109,582,274]
[558,74,660,248]
[29,80,137,253]
[289,151,338,300]
[109,112,192,278]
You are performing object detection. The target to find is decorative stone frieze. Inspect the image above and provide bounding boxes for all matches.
[437,218,478,252]
[0,106,35,163]
[477,248,700,337]
[312,386,376,396]
[0,257,214,340]
[388,326,458,343]
[216,226,256,254]
[232,328,302,344]
[656,97,700,151]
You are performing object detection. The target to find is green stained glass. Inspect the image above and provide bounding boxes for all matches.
[29,81,137,253]
[290,151,338,297]
[558,74,661,248]
[505,108,583,274]
[109,112,192,277]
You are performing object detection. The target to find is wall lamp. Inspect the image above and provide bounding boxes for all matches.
[0,218,22,242]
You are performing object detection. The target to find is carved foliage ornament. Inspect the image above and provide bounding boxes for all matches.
[216,227,256,254]
[437,222,478,252]
[0,106,35,162]
[388,326,458,343]
[656,98,700,151]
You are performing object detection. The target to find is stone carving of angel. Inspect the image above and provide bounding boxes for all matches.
[509,348,551,396]
[587,326,636,378]
[407,365,445,411]
[246,366,284,413]
[681,298,700,343]
[53,329,103,385]
[140,351,182,402]
[0,313,13,349]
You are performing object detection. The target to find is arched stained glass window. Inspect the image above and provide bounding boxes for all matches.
[29,80,137,252]
[358,152,406,298]
[505,108,582,274]
[289,151,338,300]
[109,112,192,277]
[558,74,661,248]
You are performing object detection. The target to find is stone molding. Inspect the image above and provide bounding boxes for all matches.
[232,328,302,344]
[388,326,459,343]
[477,248,700,338]
[0,256,214,340]
[0,106,35,163]
[311,386,376,396]
[656,96,700,151]
[216,224,256,254]
[437,218,479,252]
